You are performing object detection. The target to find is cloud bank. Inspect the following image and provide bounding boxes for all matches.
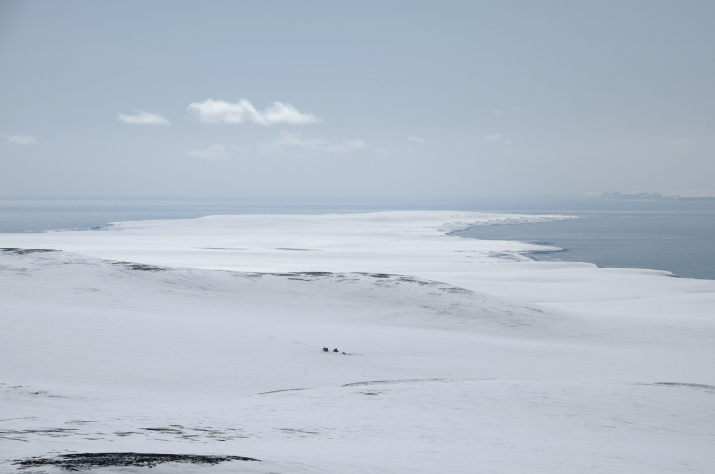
[4,134,37,145]
[187,99,320,125]
[117,110,171,125]
[187,144,230,160]
[262,131,367,154]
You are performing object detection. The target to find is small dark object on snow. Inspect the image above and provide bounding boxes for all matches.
[342,352,346,355]
[333,348,339,352]
[322,347,329,352]
[14,452,259,471]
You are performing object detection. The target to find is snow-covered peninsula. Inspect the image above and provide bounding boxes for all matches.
[2,211,714,473]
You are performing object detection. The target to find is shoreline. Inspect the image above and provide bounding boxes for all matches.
[4,197,713,279]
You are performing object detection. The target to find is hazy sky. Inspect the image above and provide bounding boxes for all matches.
[2,0,714,199]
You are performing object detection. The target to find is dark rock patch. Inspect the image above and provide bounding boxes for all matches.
[358,272,393,279]
[1,428,77,437]
[267,271,335,279]
[297,271,334,277]
[439,286,473,295]
[234,273,263,279]
[279,428,319,435]
[395,276,440,286]
[258,387,307,395]
[141,427,184,434]
[111,262,166,272]
[1,248,60,255]
[15,452,259,471]
[653,382,715,390]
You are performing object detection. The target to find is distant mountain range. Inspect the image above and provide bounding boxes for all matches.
[600,192,715,201]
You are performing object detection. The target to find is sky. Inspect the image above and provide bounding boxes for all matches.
[1,0,714,199]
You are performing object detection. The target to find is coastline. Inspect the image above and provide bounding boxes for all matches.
[3,197,713,279]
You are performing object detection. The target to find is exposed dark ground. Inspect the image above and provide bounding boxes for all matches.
[14,452,259,471]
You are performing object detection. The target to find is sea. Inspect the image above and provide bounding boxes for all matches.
[1,197,714,280]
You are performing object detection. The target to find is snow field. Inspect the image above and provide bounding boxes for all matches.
[1,211,714,472]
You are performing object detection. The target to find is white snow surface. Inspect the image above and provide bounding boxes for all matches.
[1,211,714,473]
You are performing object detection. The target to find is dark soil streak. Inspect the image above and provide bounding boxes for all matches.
[111,262,167,272]
[258,387,308,395]
[15,452,259,471]
[1,248,60,255]
[653,382,715,390]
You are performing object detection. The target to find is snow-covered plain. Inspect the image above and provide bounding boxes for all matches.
[1,211,714,473]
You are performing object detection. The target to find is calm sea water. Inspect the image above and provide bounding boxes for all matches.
[450,198,715,280]
[1,198,713,280]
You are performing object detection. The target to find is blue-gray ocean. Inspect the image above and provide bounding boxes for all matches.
[1,198,713,280]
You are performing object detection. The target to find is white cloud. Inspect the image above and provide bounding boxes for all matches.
[324,140,368,153]
[262,131,327,153]
[483,133,503,141]
[374,149,388,154]
[262,131,367,154]
[407,136,425,143]
[188,99,320,125]
[187,144,230,160]
[4,134,37,145]
[118,110,171,125]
